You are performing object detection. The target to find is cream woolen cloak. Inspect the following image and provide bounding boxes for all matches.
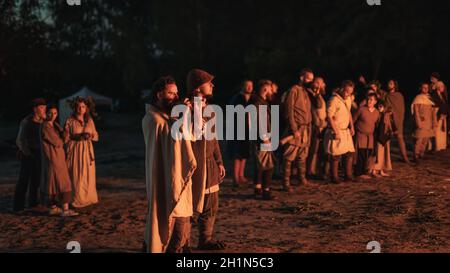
[142,104,197,253]
[411,94,437,138]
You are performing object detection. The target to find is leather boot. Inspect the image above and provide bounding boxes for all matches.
[282,160,294,192]
[321,160,330,180]
[330,157,341,184]
[262,189,276,200]
[344,153,356,182]
[298,159,310,185]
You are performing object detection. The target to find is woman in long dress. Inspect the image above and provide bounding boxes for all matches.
[64,97,99,208]
[41,105,78,216]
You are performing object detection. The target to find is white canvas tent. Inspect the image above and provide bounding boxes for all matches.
[58,86,113,125]
[141,89,152,99]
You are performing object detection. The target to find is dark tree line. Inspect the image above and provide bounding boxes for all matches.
[1,0,449,119]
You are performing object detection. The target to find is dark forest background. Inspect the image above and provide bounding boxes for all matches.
[0,0,449,119]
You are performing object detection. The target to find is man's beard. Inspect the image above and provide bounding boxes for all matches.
[303,82,313,89]
[267,93,276,103]
[161,99,176,111]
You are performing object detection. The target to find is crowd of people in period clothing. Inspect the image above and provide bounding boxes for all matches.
[12,66,447,252]
[228,69,449,198]
[13,97,99,217]
[142,68,448,252]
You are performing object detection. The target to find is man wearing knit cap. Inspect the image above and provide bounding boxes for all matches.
[186,69,215,98]
[186,69,227,250]
[13,98,47,211]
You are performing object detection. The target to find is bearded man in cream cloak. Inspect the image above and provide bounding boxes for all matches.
[142,76,197,253]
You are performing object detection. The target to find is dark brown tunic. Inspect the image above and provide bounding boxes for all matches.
[283,85,312,147]
[191,139,223,190]
[249,94,272,145]
[353,106,380,149]
[385,91,406,134]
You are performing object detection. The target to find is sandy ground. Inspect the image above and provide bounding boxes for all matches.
[0,112,449,253]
